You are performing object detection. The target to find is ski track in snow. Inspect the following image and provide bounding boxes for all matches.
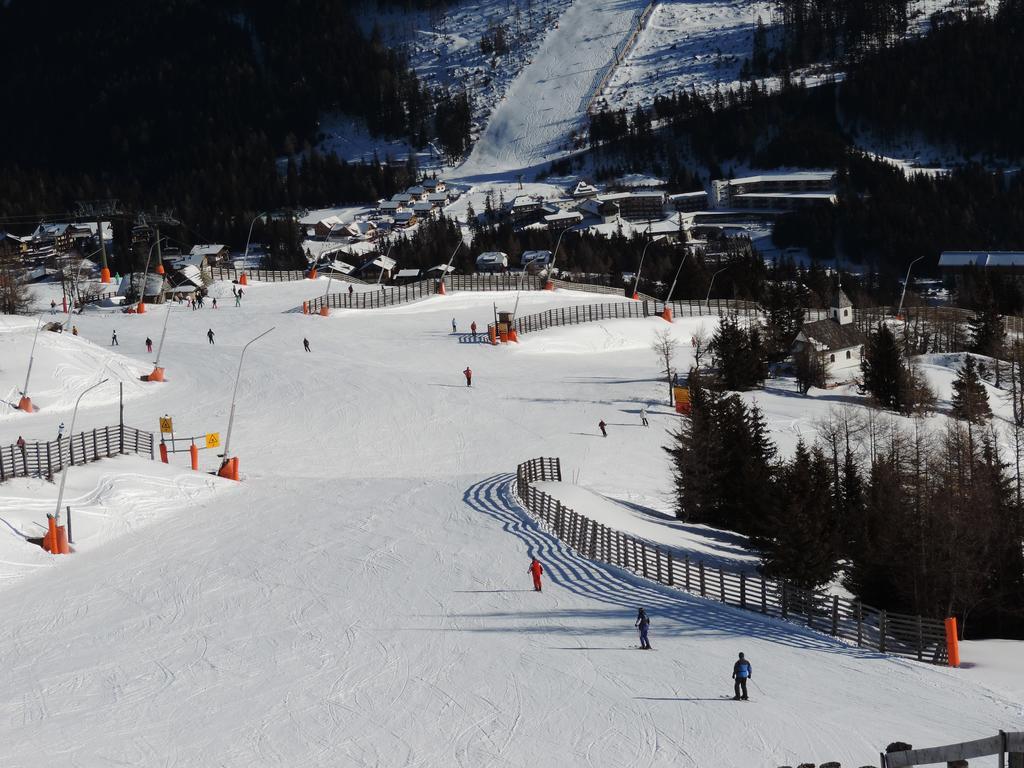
[0,281,1020,766]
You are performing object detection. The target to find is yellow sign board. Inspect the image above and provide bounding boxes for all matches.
[205,432,221,449]
[159,416,174,434]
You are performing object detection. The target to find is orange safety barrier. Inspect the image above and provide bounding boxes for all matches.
[499,327,509,343]
[45,515,58,554]
[544,279,555,291]
[631,291,639,301]
[100,267,112,284]
[303,301,308,315]
[239,273,248,286]
[17,395,32,413]
[218,457,240,481]
[57,526,70,555]
[945,617,960,667]
[661,307,673,323]
[190,443,199,471]
[438,280,447,295]
[488,327,497,345]
[159,442,169,464]
[319,305,329,317]
[508,328,519,343]
[308,268,318,280]
[156,263,165,275]
[137,301,146,314]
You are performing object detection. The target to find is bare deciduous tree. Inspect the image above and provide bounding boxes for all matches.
[651,328,679,404]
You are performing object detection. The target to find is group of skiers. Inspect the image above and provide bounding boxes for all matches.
[526,556,753,698]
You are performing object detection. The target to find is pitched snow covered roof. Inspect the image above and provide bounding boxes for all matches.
[190,244,227,257]
[800,319,864,351]
[831,287,853,309]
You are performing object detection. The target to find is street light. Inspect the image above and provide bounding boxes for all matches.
[17,319,43,412]
[633,234,666,300]
[243,211,268,265]
[661,249,691,322]
[220,327,275,480]
[54,377,109,532]
[705,266,729,310]
[896,255,925,319]
[545,227,572,290]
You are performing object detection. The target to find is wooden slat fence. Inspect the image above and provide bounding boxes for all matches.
[491,298,762,338]
[514,456,949,665]
[883,730,1024,767]
[547,277,656,301]
[0,426,154,483]
[307,279,438,312]
[206,266,309,283]
[446,274,544,292]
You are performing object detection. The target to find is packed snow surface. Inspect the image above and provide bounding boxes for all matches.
[0,282,1020,766]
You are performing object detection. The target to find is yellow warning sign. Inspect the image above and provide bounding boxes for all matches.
[159,416,174,434]
[205,432,221,449]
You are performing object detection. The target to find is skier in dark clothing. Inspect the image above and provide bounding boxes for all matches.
[207,328,215,345]
[598,419,607,437]
[303,338,310,352]
[111,330,118,346]
[635,608,651,649]
[145,337,153,353]
[732,652,752,699]
[528,558,544,591]
[463,367,472,386]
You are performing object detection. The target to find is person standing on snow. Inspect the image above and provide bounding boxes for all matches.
[463,367,472,386]
[452,318,457,334]
[635,608,651,649]
[640,407,649,427]
[111,330,118,346]
[303,338,310,352]
[598,419,607,437]
[145,337,153,353]
[470,321,477,338]
[212,297,218,310]
[57,422,65,441]
[72,326,78,336]
[50,299,57,315]
[528,558,544,591]
[732,652,752,700]
[207,328,215,345]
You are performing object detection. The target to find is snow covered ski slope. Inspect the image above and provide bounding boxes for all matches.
[0,281,1020,766]
[455,0,652,179]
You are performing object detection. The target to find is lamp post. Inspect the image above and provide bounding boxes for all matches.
[896,255,925,320]
[661,249,691,323]
[633,234,666,300]
[545,227,571,290]
[17,319,43,412]
[240,211,268,286]
[136,236,166,314]
[53,377,109,537]
[219,327,275,480]
[705,266,729,310]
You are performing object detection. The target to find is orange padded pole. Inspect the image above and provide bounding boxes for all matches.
[159,442,169,464]
[190,444,199,471]
[945,617,960,667]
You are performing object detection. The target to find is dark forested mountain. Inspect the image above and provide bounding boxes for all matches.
[0,0,442,226]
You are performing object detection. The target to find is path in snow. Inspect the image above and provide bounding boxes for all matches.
[455,0,651,181]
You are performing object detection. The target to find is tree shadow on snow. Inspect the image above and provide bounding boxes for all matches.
[462,473,887,662]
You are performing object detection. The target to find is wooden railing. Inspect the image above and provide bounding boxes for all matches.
[205,266,308,283]
[883,730,1024,768]
[490,298,761,339]
[515,457,949,665]
[306,279,437,312]
[0,426,155,483]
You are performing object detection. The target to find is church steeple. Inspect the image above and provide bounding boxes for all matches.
[831,284,853,325]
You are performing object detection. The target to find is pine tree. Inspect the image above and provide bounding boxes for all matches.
[969,300,1006,359]
[950,354,992,423]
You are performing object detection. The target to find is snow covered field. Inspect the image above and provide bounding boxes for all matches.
[0,282,1021,766]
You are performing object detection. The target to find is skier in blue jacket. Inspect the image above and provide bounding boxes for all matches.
[732,652,752,699]
[635,608,651,649]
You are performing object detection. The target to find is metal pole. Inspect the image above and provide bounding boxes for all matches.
[153,303,173,366]
[705,266,728,309]
[635,235,665,296]
[376,242,396,286]
[548,227,569,275]
[55,378,109,525]
[20,319,43,399]
[896,255,924,317]
[665,250,690,303]
[221,327,275,459]
[243,212,267,265]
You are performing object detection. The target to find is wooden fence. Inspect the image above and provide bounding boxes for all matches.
[491,298,762,338]
[446,273,543,292]
[514,457,949,665]
[206,266,308,283]
[882,730,1024,768]
[0,426,154,483]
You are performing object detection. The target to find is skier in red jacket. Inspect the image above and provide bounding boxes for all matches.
[528,558,544,591]
[463,366,472,386]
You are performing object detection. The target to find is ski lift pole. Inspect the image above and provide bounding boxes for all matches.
[221,327,275,461]
[154,303,173,367]
[20,319,43,403]
[55,377,109,526]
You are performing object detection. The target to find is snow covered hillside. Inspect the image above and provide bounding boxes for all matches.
[0,282,1020,766]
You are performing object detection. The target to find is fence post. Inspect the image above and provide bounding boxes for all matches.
[589,520,597,559]
[831,595,840,636]
[719,568,725,603]
[641,543,648,578]
[761,578,767,613]
[685,556,691,591]
[667,552,674,586]
[46,441,53,480]
[698,561,706,597]
[92,429,99,462]
[781,583,788,619]
[916,615,923,662]
[856,602,863,647]
[655,546,662,582]
[740,573,747,610]
[879,610,887,653]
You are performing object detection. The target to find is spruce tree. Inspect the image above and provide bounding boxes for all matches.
[861,323,904,410]
[969,300,1006,359]
[951,354,992,423]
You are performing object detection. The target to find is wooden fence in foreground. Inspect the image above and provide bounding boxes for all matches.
[0,426,154,483]
[515,457,949,665]
[882,730,1024,767]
